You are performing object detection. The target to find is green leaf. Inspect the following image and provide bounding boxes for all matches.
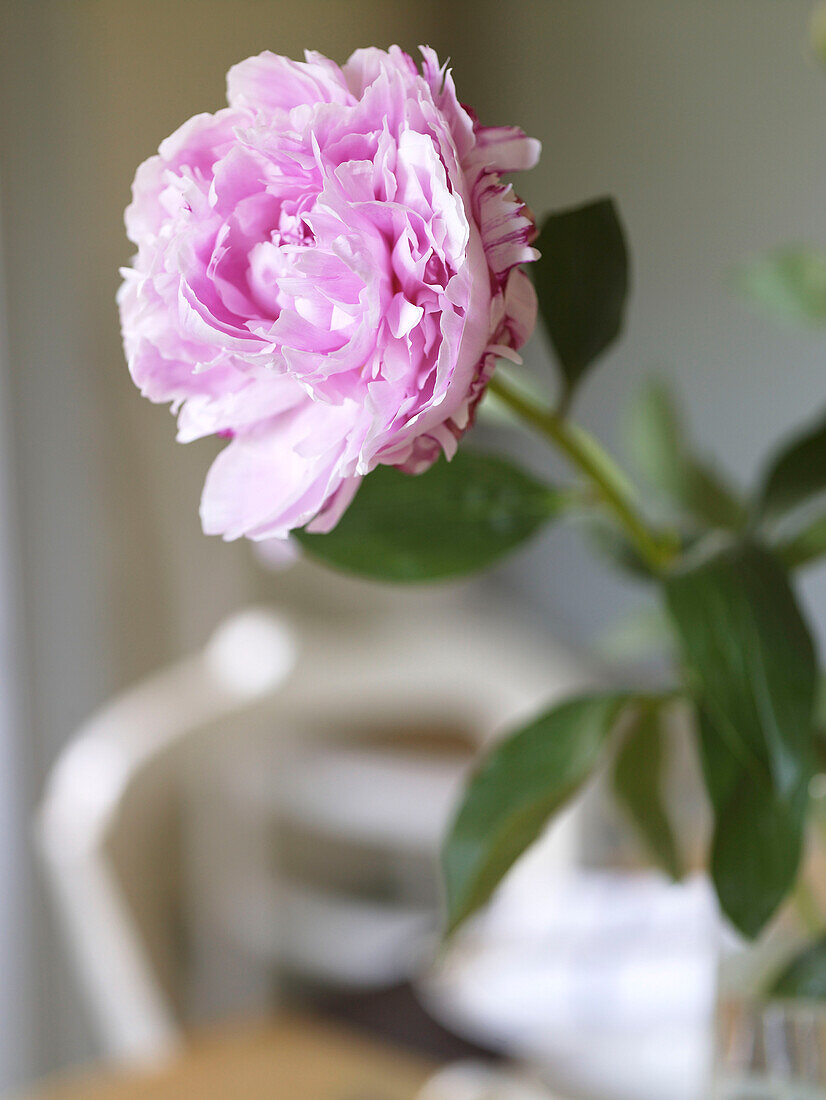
[756,412,826,523]
[533,197,629,396]
[776,513,826,570]
[698,709,807,939]
[770,936,826,1001]
[711,763,807,939]
[442,693,630,934]
[736,247,826,326]
[664,541,816,799]
[296,450,562,582]
[612,705,682,879]
[625,380,686,501]
[695,706,741,814]
[816,672,826,731]
[665,543,817,937]
[624,380,746,531]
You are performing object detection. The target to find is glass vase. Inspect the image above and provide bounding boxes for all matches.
[577,703,826,1100]
[711,998,826,1099]
[710,780,826,1099]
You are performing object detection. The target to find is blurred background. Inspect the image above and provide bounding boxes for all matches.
[1,1,826,1097]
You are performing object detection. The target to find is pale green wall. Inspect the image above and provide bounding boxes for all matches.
[456,1,826,646]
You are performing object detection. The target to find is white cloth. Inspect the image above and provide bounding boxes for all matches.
[421,852,718,1100]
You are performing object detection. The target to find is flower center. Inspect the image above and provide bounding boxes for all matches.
[271,207,314,249]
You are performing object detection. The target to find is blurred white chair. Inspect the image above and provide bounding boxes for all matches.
[36,607,296,1066]
[36,583,588,1069]
[181,592,587,1012]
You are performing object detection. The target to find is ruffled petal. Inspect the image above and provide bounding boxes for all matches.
[473,124,542,173]
[201,397,360,541]
[227,51,352,113]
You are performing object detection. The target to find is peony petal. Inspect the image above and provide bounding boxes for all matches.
[501,267,538,350]
[304,475,362,533]
[475,175,540,279]
[227,51,352,113]
[474,125,542,172]
[176,371,306,442]
[387,293,424,339]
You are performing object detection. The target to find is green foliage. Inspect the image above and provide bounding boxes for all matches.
[698,708,808,939]
[442,693,631,934]
[664,541,815,796]
[533,198,629,399]
[298,185,826,948]
[664,542,816,937]
[624,380,746,531]
[297,450,562,582]
[711,771,808,940]
[612,704,682,880]
[770,936,826,1001]
[756,412,826,523]
[736,247,826,326]
[776,513,826,570]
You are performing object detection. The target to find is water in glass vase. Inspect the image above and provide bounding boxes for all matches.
[713,1000,826,1099]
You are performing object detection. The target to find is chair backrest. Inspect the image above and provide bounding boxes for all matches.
[37,592,589,1067]
[36,608,296,1066]
[179,589,590,1014]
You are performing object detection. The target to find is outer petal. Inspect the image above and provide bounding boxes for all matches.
[475,175,540,279]
[473,125,542,173]
[501,267,538,350]
[176,371,307,442]
[342,46,418,97]
[117,273,249,406]
[200,398,361,540]
[418,46,476,161]
[227,51,353,113]
[125,109,241,242]
[304,475,362,533]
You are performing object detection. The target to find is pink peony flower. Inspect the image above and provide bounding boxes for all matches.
[118,46,540,540]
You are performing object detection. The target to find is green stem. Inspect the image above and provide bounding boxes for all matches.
[488,373,678,574]
[775,514,826,571]
[792,873,823,937]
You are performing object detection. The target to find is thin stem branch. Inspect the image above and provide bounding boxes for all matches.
[792,872,823,937]
[488,373,679,574]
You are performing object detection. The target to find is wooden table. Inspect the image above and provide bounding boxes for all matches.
[25,1016,437,1100]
